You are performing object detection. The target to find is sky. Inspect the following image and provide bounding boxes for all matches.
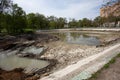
[13,0,104,20]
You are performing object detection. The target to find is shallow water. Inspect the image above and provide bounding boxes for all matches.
[52,32,101,46]
[0,50,49,73]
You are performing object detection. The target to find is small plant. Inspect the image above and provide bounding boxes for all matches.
[104,63,110,69]
[24,29,35,34]
[117,54,120,57]
[109,58,116,64]
[103,58,116,69]
[88,53,120,80]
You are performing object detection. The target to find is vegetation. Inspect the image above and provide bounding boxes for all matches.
[0,0,120,35]
[88,53,120,80]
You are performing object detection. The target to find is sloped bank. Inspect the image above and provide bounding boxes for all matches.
[40,43,120,80]
[0,48,58,80]
[88,53,120,80]
[0,58,57,80]
[0,33,59,80]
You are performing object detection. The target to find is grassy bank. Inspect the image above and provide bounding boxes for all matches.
[88,53,120,80]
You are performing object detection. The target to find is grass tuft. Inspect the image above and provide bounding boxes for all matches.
[88,53,120,80]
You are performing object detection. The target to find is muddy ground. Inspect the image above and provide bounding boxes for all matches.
[0,32,120,80]
[0,68,28,80]
[0,33,59,50]
[0,33,59,80]
[0,59,57,80]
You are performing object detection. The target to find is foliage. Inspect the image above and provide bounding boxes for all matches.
[0,0,120,35]
[0,0,12,32]
[69,19,78,28]
[23,29,35,34]
[93,16,106,27]
[0,0,12,13]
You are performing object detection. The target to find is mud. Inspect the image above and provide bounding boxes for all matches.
[0,58,57,80]
[0,68,27,80]
[0,33,59,80]
[0,33,59,50]
[0,32,119,80]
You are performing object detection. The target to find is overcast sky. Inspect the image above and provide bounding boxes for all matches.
[13,0,104,20]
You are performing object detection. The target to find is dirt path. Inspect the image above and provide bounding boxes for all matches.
[90,56,120,80]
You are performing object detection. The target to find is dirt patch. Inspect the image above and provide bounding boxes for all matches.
[0,68,27,80]
[97,38,120,47]
[0,33,59,50]
[89,56,120,80]
[41,41,108,72]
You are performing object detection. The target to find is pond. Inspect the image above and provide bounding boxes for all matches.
[52,32,101,46]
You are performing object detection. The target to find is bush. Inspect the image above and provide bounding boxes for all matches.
[24,29,35,34]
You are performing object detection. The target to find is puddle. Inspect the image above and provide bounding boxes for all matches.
[0,54,49,73]
[0,46,49,74]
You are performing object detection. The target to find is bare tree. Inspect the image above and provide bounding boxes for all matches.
[0,0,12,13]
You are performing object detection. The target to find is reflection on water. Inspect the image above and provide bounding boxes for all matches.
[0,51,49,73]
[53,32,101,46]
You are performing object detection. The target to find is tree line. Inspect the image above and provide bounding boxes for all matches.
[0,0,120,35]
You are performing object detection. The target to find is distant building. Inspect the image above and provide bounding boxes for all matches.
[100,2,120,17]
[102,22,120,27]
[100,2,120,27]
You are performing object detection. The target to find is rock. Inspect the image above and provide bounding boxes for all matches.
[17,53,35,58]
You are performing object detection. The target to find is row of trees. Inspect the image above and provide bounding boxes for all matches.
[69,15,120,28]
[0,0,120,35]
[0,4,27,34]
[0,0,67,34]
[0,0,94,35]
[27,13,67,30]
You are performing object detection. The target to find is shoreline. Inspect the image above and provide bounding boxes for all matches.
[40,43,120,80]
[36,28,120,33]
[0,30,120,80]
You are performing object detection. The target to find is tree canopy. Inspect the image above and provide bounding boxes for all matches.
[0,0,120,35]
[0,0,12,13]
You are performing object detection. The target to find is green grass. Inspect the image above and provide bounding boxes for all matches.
[24,29,35,34]
[0,28,35,35]
[104,58,116,69]
[88,53,120,80]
